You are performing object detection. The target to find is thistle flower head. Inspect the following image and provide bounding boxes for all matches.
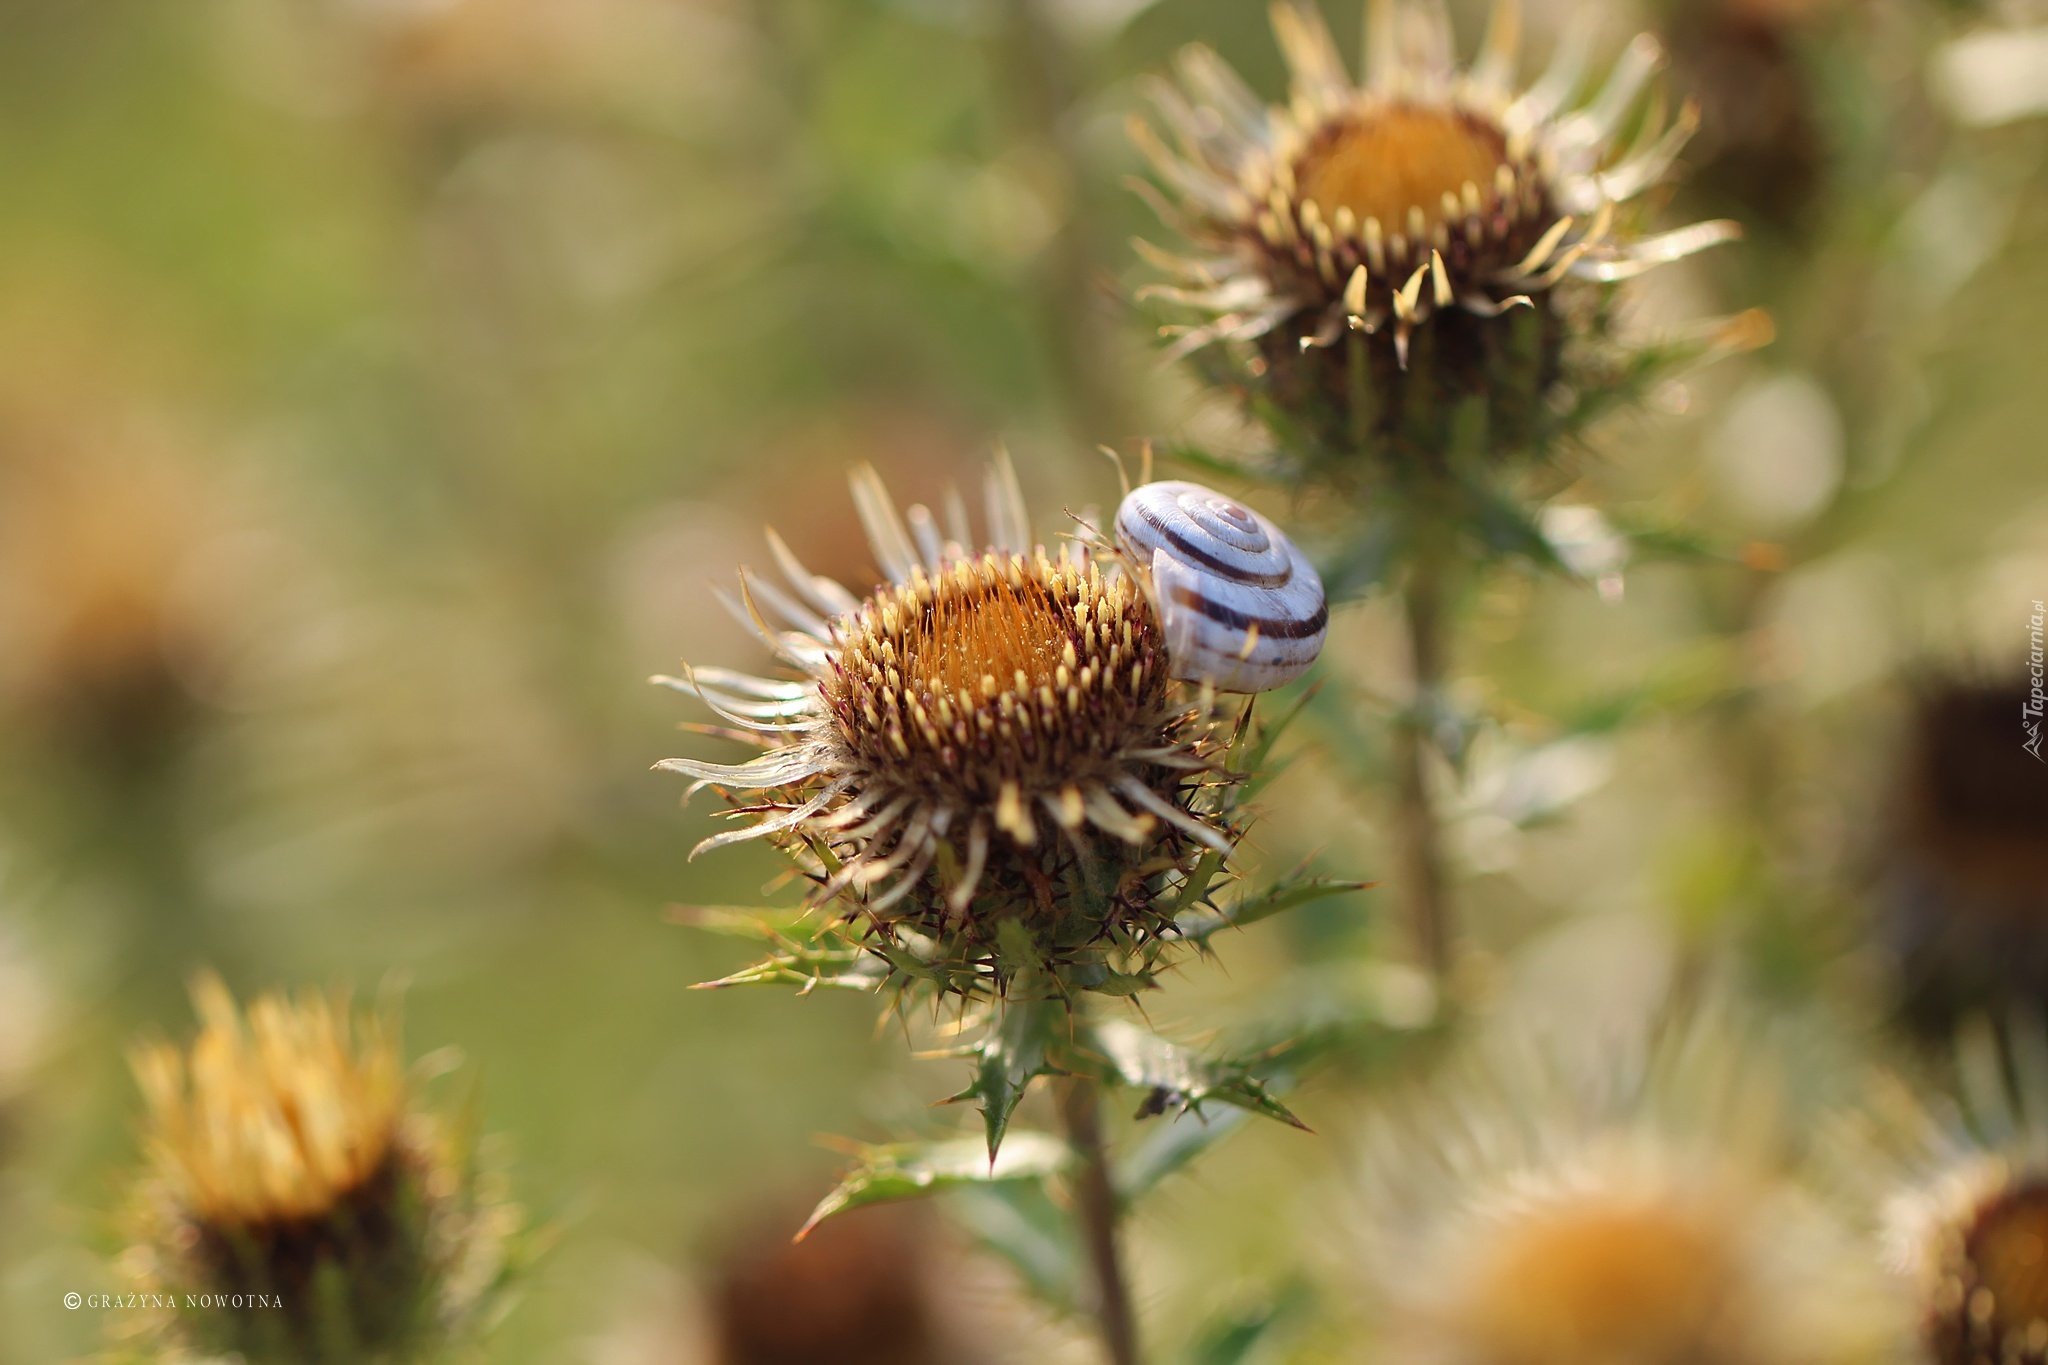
[120,974,518,1364]
[1877,675,2048,1035]
[1357,1014,1876,1365]
[1861,1020,2048,1365]
[1919,1171,2048,1364]
[0,421,221,772]
[709,1204,972,1365]
[133,975,404,1229]
[658,461,1273,1000]
[1133,0,1745,475]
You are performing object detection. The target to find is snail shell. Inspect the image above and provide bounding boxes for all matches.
[1114,481,1327,693]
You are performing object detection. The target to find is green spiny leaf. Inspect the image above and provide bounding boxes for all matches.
[995,915,1049,982]
[1115,1104,1252,1203]
[1164,848,1229,919]
[691,938,888,993]
[945,993,1066,1161]
[1176,873,1372,945]
[1088,969,1154,998]
[1157,442,1254,483]
[1184,1279,1318,1365]
[1231,682,1323,806]
[798,1132,1072,1240]
[1453,469,1568,570]
[666,904,821,940]
[1081,1019,1309,1132]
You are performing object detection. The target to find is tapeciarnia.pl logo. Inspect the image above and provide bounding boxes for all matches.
[2027,599,2045,762]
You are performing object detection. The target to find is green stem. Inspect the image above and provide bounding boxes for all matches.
[1395,552,1452,978]
[1059,1075,1139,1365]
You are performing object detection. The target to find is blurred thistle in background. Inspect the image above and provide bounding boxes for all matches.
[1878,675,2048,1037]
[1129,0,1765,981]
[702,1204,987,1365]
[1835,1020,2048,1365]
[1132,0,1747,490]
[1353,1012,1886,1365]
[114,975,522,1364]
[583,1201,1024,1365]
[1654,0,1833,243]
[0,420,218,780]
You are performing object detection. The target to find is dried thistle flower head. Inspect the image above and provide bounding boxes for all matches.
[1133,0,1748,477]
[1444,1178,1761,1364]
[0,419,221,773]
[1859,1019,2048,1365]
[119,973,519,1364]
[1877,676,2048,1036]
[1922,1174,2048,1364]
[658,461,1284,1001]
[1357,1015,1879,1365]
[1662,0,1830,238]
[1861,1020,2048,1365]
[709,1204,980,1365]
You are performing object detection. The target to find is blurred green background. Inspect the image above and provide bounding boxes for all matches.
[1,0,2046,1360]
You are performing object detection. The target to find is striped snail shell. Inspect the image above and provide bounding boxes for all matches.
[1115,481,1327,693]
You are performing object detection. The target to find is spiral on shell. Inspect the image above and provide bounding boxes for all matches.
[1114,481,1327,693]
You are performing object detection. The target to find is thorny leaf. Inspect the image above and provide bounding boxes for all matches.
[1184,1279,1318,1365]
[1157,441,1260,485]
[1175,873,1372,946]
[1450,464,1568,571]
[1088,969,1154,998]
[665,904,823,940]
[1116,1104,1253,1202]
[1601,513,1730,565]
[1230,682,1322,806]
[1163,848,1229,921]
[1080,1019,1308,1132]
[944,991,1067,1161]
[689,919,889,994]
[798,1132,1072,1240]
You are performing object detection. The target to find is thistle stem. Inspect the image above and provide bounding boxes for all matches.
[1059,1076,1140,1365]
[1395,553,1453,978]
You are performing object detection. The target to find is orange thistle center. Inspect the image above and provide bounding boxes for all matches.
[1949,1182,2048,1356]
[822,552,1170,817]
[1465,1196,1749,1364]
[1296,105,1512,234]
